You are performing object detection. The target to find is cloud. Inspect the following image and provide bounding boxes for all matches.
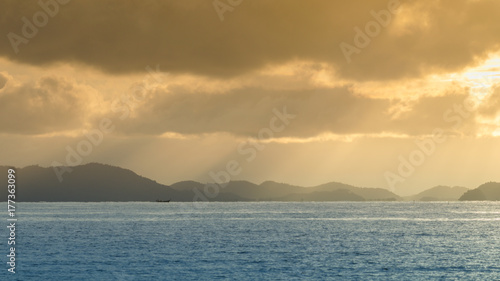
[478,86,500,117]
[1,0,499,80]
[393,92,479,135]
[0,64,481,138]
[109,84,475,138]
[0,75,98,134]
[0,73,8,89]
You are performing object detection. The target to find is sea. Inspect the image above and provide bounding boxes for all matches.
[1,202,499,280]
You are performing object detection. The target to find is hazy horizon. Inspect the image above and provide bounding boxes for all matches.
[4,162,497,199]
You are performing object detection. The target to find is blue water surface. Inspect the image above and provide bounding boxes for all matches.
[1,202,499,280]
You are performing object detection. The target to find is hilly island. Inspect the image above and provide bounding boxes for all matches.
[1,163,499,202]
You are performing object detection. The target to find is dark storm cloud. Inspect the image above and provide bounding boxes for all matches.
[1,0,500,80]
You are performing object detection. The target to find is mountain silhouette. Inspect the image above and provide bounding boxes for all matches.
[0,163,496,202]
[404,185,469,201]
[309,182,400,201]
[459,182,500,201]
[1,163,187,202]
[174,180,400,201]
[276,190,365,201]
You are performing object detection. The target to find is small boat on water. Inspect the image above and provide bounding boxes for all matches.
[156,199,170,203]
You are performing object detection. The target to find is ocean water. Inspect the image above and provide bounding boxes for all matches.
[1,202,499,280]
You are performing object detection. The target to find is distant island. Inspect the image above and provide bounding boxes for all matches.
[459,182,500,201]
[1,163,499,202]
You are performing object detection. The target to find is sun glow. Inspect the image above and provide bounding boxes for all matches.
[462,56,500,99]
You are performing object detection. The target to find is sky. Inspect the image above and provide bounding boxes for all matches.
[1,0,500,195]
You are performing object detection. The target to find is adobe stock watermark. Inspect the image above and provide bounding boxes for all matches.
[191,106,295,204]
[52,65,165,182]
[340,0,402,63]
[7,0,72,54]
[212,0,243,21]
[384,76,494,191]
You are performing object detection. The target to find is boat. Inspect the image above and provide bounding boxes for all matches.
[155,199,170,202]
